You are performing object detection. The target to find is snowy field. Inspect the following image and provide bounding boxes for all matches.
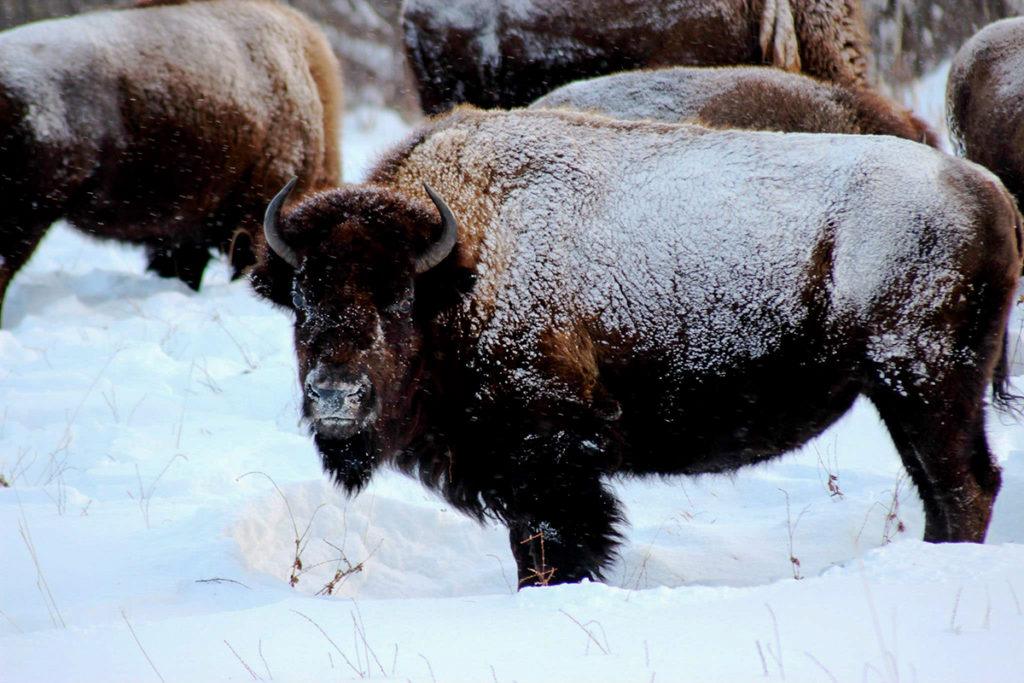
[4,90,1024,681]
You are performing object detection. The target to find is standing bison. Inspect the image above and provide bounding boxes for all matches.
[948,18,1024,211]
[254,108,1021,587]
[532,66,937,145]
[0,0,342,323]
[402,0,872,114]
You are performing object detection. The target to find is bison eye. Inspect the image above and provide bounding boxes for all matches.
[291,285,306,311]
[389,298,412,315]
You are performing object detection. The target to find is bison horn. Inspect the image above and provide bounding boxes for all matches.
[264,177,300,269]
[415,183,459,274]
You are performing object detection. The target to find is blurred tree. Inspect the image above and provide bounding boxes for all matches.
[863,0,1023,85]
[0,0,129,26]
[284,0,416,113]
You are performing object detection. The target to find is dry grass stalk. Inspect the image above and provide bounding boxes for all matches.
[418,653,438,683]
[779,489,809,580]
[224,640,263,681]
[236,470,322,588]
[290,609,364,678]
[121,609,165,683]
[308,540,379,596]
[881,474,907,544]
[558,609,611,655]
[130,453,188,528]
[350,602,387,677]
[519,531,556,587]
[815,445,844,499]
[18,514,64,629]
[258,639,274,681]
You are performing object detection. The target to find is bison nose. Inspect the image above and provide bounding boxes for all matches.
[307,381,369,407]
[304,368,374,419]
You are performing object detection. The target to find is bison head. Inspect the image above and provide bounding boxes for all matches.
[257,178,459,491]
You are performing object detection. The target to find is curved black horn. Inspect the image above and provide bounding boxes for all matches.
[263,177,300,268]
[415,183,459,274]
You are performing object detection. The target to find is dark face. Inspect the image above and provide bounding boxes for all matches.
[255,182,459,491]
[291,241,418,440]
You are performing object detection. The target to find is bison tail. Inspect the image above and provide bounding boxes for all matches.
[993,196,1023,415]
[991,329,1023,416]
[988,176,1024,417]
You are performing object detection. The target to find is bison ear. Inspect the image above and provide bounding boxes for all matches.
[249,245,299,309]
[264,177,301,269]
[414,183,459,274]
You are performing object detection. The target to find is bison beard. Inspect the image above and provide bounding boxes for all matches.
[316,432,379,494]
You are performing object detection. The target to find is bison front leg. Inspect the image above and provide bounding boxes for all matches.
[499,431,624,588]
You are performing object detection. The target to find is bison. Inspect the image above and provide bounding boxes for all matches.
[531,66,937,145]
[402,0,872,115]
[0,0,342,323]
[254,108,1021,587]
[948,17,1024,212]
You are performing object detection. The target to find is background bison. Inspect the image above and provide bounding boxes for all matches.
[948,18,1024,213]
[402,0,872,114]
[532,65,937,144]
[0,0,342,322]
[256,108,1021,586]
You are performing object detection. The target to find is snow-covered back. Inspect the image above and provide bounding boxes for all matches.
[392,109,990,400]
[0,0,315,167]
[531,66,837,123]
[2,98,1024,683]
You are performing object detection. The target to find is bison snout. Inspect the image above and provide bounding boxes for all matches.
[304,368,376,438]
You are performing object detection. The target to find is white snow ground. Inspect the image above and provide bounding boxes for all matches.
[3,87,1024,683]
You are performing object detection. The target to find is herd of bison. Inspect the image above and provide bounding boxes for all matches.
[3,0,1024,588]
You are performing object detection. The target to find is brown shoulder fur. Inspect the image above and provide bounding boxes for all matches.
[841,85,939,147]
[792,0,872,87]
[693,75,857,134]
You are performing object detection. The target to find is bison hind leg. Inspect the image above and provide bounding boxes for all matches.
[145,242,211,291]
[869,387,1000,543]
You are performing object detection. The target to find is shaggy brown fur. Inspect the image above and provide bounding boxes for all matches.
[402,0,872,114]
[948,17,1024,212]
[532,65,936,145]
[254,107,1021,587]
[0,0,342,323]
